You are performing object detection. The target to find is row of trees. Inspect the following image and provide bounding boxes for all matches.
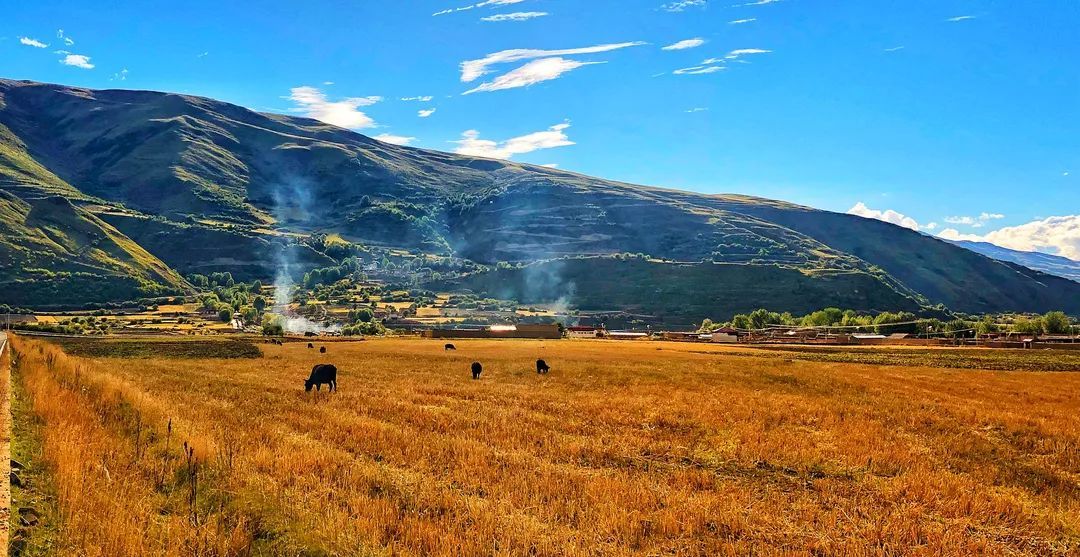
[700,308,1077,336]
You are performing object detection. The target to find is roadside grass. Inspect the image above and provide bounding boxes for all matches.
[9,336,1080,555]
[8,350,60,556]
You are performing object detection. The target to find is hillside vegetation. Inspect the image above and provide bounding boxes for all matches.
[2,78,1079,317]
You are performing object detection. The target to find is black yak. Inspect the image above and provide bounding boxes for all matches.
[307,343,314,349]
[320,346,327,353]
[305,364,337,392]
[471,362,482,380]
[536,359,550,374]
[444,343,456,351]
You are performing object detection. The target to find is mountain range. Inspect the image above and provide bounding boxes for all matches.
[946,240,1080,284]
[2,78,1078,321]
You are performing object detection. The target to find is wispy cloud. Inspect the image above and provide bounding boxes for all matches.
[674,65,725,75]
[884,46,905,52]
[401,95,434,102]
[729,18,757,24]
[453,122,574,160]
[19,37,48,48]
[662,38,706,51]
[946,15,975,22]
[56,29,74,46]
[373,134,417,146]
[286,86,381,129]
[197,51,209,58]
[722,48,771,60]
[460,42,644,93]
[732,0,779,6]
[60,54,94,69]
[686,107,709,113]
[482,11,549,22]
[944,212,1005,228]
[418,108,437,118]
[110,68,129,81]
[434,0,526,16]
[661,0,707,12]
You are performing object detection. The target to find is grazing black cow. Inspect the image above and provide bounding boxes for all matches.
[536,359,550,374]
[305,364,337,392]
[307,343,314,349]
[320,346,327,353]
[444,343,456,351]
[471,362,482,380]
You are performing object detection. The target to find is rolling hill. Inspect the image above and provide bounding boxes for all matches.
[2,78,1079,319]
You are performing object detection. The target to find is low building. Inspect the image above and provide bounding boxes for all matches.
[607,331,649,341]
[422,323,562,340]
[710,327,740,343]
[567,326,602,339]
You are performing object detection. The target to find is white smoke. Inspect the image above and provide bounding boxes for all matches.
[269,176,340,334]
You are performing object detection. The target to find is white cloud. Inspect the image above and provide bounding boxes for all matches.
[482,11,549,22]
[418,108,437,118]
[686,107,709,112]
[540,163,559,168]
[924,222,938,230]
[662,38,706,51]
[373,134,417,146]
[111,68,129,81]
[732,0,779,5]
[884,46,905,52]
[19,37,48,48]
[434,0,526,16]
[453,122,574,160]
[662,0,707,12]
[197,51,209,58]
[57,29,74,46]
[401,96,434,102]
[938,216,1080,260]
[936,228,983,242]
[464,56,602,94]
[947,15,975,22]
[323,81,334,85]
[722,48,771,60]
[729,18,757,24]
[847,202,921,231]
[60,54,94,69]
[944,212,1005,228]
[460,42,644,84]
[287,86,381,129]
[673,65,726,75]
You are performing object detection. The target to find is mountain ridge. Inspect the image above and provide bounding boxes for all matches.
[2,78,1079,319]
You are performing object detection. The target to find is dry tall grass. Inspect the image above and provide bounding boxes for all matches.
[10,336,1080,556]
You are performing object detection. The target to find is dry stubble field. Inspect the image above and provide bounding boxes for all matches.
[7,335,1080,556]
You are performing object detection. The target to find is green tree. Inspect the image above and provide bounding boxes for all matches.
[262,313,285,336]
[1043,311,1071,335]
[217,305,233,323]
[975,315,999,336]
[253,296,267,313]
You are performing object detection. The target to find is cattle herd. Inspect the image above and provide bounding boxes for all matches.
[302,344,553,392]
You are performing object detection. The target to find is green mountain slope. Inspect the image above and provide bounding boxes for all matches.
[1,78,1078,317]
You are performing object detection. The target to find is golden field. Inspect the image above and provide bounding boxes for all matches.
[7,336,1080,556]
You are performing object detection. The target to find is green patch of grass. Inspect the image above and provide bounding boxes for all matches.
[47,337,262,359]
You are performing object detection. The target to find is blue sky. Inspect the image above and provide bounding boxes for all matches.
[2,0,1078,258]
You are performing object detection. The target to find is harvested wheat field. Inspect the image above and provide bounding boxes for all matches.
[7,335,1080,556]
